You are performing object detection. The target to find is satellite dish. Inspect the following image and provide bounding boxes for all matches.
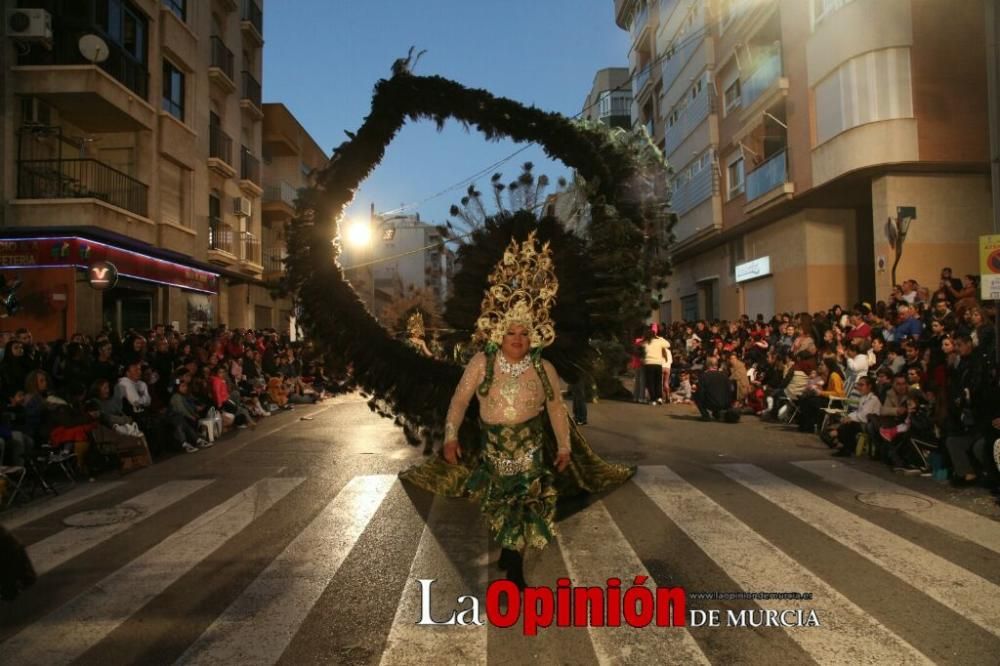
[79,34,109,64]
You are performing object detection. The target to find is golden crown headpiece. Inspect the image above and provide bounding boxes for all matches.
[406,311,425,338]
[474,231,558,349]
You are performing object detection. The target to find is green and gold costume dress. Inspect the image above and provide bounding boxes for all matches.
[400,350,635,551]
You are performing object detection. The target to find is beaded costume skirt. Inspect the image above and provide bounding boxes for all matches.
[399,411,636,549]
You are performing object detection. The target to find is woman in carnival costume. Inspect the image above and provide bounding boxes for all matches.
[400,232,635,588]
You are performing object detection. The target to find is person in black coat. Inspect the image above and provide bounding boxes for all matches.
[694,357,732,420]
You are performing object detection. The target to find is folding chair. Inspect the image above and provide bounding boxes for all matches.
[0,465,27,507]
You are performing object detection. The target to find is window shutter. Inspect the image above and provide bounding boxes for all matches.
[160,160,185,227]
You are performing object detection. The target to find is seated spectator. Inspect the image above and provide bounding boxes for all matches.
[168,379,212,453]
[797,359,845,433]
[694,357,731,421]
[824,377,882,456]
[116,362,151,416]
[891,304,923,341]
[209,366,255,429]
[669,370,693,404]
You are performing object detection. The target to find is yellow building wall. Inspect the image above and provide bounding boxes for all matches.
[871,173,992,300]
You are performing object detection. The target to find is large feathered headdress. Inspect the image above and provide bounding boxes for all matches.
[474,231,558,350]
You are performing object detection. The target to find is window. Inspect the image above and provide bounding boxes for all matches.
[814,47,913,144]
[160,160,190,227]
[727,155,745,198]
[161,60,185,120]
[163,0,185,21]
[724,79,742,114]
[812,0,855,29]
[691,79,703,100]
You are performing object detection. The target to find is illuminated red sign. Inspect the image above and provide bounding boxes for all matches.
[0,237,219,294]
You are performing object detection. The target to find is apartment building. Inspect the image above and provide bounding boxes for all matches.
[582,67,633,129]
[617,0,992,322]
[260,102,326,333]
[0,0,273,338]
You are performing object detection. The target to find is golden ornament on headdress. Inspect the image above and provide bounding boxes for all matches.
[407,311,425,338]
[473,231,558,349]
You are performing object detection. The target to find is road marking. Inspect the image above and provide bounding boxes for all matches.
[178,475,396,665]
[718,463,1000,638]
[558,499,711,666]
[1,482,126,530]
[0,477,304,666]
[793,460,1000,555]
[29,480,214,575]
[635,466,931,665]
[379,497,488,666]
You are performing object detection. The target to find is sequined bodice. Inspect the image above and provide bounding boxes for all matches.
[445,352,571,452]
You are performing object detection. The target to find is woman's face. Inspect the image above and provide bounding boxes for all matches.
[500,325,530,361]
[970,310,983,326]
[98,382,110,399]
[823,330,834,342]
[941,337,954,354]
[931,320,944,335]
[11,343,23,357]
[133,337,145,351]
[36,374,47,391]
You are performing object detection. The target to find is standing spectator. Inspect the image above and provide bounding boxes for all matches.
[0,340,32,403]
[642,327,670,405]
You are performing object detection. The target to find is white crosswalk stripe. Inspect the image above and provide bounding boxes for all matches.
[2,477,304,666]
[793,460,1000,554]
[379,496,489,665]
[558,498,711,665]
[178,475,396,666]
[1,481,126,529]
[29,480,214,576]
[3,463,999,664]
[634,466,932,665]
[718,463,1000,639]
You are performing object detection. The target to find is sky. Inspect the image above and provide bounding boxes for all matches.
[263,0,630,249]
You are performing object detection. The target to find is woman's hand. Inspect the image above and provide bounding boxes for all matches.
[555,449,571,472]
[443,440,462,465]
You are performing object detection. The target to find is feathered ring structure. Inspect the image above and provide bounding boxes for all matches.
[285,68,667,447]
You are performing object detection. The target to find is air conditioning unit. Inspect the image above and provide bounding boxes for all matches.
[6,9,53,48]
[233,196,252,218]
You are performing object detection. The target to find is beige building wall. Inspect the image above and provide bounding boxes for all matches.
[871,173,993,300]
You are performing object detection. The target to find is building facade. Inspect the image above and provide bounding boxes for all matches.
[260,102,326,332]
[0,0,281,339]
[582,67,633,129]
[615,0,993,323]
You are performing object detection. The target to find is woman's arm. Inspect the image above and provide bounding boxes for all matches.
[443,353,486,444]
[541,361,571,454]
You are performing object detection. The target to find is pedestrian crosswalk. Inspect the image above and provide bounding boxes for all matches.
[2,462,998,665]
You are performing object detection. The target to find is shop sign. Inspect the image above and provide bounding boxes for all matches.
[981,235,1000,301]
[88,261,118,290]
[734,256,772,283]
[0,237,219,294]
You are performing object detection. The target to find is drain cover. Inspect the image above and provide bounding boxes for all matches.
[856,492,933,512]
[63,504,145,527]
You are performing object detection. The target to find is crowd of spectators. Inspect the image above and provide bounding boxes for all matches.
[0,324,335,495]
[634,268,1000,493]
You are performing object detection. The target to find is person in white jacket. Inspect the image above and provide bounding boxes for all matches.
[822,376,881,455]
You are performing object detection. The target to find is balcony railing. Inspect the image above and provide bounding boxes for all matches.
[209,125,233,165]
[264,181,297,207]
[240,147,260,184]
[263,247,286,274]
[209,219,235,254]
[742,48,782,108]
[630,2,650,41]
[242,0,263,36]
[241,71,262,109]
[209,36,235,81]
[745,149,788,201]
[17,158,148,217]
[632,63,652,97]
[240,232,262,264]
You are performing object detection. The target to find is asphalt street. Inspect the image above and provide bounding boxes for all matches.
[2,393,999,665]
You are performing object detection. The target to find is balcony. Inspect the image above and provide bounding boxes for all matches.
[239,147,263,196]
[239,232,263,272]
[263,246,286,281]
[263,181,297,221]
[632,63,653,98]
[739,48,787,122]
[208,219,237,263]
[208,36,236,93]
[240,71,264,120]
[630,2,651,45]
[670,162,716,217]
[664,85,713,157]
[744,149,794,211]
[208,125,237,178]
[241,0,264,46]
[18,158,148,217]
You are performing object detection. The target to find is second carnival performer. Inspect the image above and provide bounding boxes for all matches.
[400,232,635,588]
